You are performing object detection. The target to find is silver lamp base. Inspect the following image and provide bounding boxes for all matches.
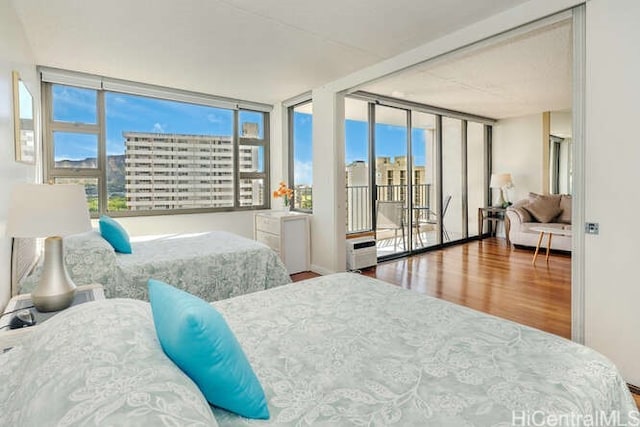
[32,236,77,312]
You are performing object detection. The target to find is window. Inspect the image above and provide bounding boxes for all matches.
[43,70,270,216]
[344,93,492,256]
[345,98,370,233]
[288,101,312,211]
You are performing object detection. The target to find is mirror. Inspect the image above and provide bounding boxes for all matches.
[12,71,35,164]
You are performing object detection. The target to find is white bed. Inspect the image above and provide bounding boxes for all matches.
[2,273,636,426]
[19,230,291,302]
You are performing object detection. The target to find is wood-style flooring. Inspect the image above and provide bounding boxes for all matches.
[292,237,571,338]
[292,237,640,406]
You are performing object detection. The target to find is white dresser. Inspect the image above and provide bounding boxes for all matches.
[254,211,310,274]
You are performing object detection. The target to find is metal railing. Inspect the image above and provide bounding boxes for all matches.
[346,184,432,233]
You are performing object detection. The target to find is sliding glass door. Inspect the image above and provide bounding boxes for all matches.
[442,117,464,243]
[344,95,491,261]
[374,105,409,257]
[411,112,437,250]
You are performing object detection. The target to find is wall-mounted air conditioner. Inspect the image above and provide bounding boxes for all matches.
[346,237,377,270]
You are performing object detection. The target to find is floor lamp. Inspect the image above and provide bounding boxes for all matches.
[6,183,91,312]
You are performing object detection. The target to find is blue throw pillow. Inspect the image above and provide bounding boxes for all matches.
[147,279,270,420]
[98,215,132,254]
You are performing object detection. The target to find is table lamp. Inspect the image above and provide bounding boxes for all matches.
[489,173,513,208]
[6,183,91,312]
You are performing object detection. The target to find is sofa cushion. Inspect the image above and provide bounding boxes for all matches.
[510,206,533,223]
[557,195,572,224]
[523,197,563,223]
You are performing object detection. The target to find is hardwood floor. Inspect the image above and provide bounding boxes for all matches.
[292,237,571,338]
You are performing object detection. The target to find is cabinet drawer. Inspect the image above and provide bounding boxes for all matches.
[255,215,281,235]
[256,230,280,251]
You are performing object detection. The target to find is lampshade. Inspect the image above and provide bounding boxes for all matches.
[6,183,91,238]
[489,173,513,189]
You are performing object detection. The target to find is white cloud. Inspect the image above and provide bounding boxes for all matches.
[294,160,313,186]
[152,122,166,133]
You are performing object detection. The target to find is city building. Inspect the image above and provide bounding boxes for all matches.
[345,157,428,233]
[124,132,261,210]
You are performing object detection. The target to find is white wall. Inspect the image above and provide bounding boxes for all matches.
[0,0,38,308]
[585,0,640,386]
[492,114,544,204]
[551,111,572,138]
[107,211,260,239]
[309,88,346,274]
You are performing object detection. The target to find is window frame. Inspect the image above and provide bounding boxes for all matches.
[287,99,313,213]
[42,71,271,217]
[344,93,494,252]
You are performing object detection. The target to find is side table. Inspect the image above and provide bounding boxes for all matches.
[0,284,105,349]
[478,207,510,245]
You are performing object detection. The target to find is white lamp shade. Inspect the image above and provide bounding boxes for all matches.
[6,184,92,238]
[489,173,513,188]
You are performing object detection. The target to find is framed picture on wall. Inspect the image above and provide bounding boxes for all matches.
[12,71,36,164]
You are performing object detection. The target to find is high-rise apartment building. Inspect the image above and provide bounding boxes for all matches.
[345,157,428,233]
[124,132,261,210]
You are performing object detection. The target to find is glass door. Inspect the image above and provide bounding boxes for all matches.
[467,122,486,237]
[344,96,491,259]
[411,111,437,250]
[374,105,409,257]
[442,117,464,243]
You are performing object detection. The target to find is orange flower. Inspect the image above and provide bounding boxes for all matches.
[273,183,294,202]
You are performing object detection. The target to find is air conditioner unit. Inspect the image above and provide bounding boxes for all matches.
[346,237,377,270]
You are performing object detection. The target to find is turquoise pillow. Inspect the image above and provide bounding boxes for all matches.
[98,215,132,254]
[147,279,269,420]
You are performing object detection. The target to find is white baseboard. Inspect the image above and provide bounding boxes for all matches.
[310,264,336,276]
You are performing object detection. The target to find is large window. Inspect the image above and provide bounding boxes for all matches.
[288,101,312,211]
[345,98,370,232]
[43,70,270,216]
[345,93,492,258]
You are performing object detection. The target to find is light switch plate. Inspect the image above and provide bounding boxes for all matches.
[585,222,599,235]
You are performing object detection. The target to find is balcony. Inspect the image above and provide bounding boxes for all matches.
[346,183,432,233]
[290,184,444,252]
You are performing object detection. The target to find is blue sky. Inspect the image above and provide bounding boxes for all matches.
[53,86,259,159]
[53,86,426,186]
[293,112,427,185]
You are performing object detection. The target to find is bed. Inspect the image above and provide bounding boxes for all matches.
[2,273,636,426]
[18,230,291,302]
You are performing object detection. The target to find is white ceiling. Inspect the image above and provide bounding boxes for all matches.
[12,0,530,104]
[358,19,573,120]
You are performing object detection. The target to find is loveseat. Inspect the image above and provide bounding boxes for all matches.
[506,193,572,251]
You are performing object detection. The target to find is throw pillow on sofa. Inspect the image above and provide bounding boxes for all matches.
[523,197,563,223]
[557,195,572,224]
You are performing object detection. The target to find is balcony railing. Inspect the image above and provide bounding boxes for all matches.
[346,184,432,234]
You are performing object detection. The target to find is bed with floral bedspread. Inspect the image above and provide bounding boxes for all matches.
[5,272,636,426]
[20,230,291,302]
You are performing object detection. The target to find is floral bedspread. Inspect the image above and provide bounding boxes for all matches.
[21,231,291,302]
[212,273,638,426]
[0,299,217,426]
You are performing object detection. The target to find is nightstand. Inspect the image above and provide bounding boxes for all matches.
[0,284,105,348]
